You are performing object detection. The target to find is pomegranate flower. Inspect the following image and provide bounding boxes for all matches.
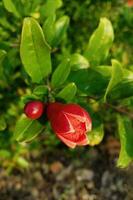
[47,103,92,148]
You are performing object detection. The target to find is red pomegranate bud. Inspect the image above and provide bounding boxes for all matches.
[24,101,44,120]
[47,103,92,148]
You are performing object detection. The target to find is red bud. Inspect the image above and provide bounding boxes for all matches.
[47,103,92,148]
[24,101,44,120]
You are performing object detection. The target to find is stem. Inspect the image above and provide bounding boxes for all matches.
[10,43,19,48]
[46,77,55,103]
[85,95,133,120]
[105,103,133,120]
[51,48,59,53]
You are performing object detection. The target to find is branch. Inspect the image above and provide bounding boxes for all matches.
[86,96,133,120]
[105,103,133,120]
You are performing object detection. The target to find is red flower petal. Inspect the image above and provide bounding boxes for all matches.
[47,102,63,121]
[63,114,86,134]
[62,104,85,118]
[62,130,87,143]
[57,132,88,148]
[57,134,77,148]
[57,114,87,142]
[83,110,92,131]
[47,102,92,148]
[51,111,75,134]
[76,134,88,146]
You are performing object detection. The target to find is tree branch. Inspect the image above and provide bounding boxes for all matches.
[105,103,133,120]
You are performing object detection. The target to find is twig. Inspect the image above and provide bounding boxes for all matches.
[51,48,59,53]
[105,103,133,120]
[10,43,20,48]
[46,77,55,102]
[86,95,133,120]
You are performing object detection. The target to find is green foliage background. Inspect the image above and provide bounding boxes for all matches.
[0,0,133,170]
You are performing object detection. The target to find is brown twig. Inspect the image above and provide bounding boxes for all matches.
[105,103,133,120]
[85,95,133,120]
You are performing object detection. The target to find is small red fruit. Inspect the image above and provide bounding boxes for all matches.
[24,101,44,120]
[47,102,92,148]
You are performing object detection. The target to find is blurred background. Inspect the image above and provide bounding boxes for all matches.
[0,0,133,199]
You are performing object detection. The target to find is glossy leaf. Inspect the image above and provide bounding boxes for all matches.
[69,66,111,98]
[51,58,71,88]
[21,94,38,104]
[20,17,51,83]
[14,114,44,142]
[56,82,77,101]
[52,16,70,47]
[41,0,62,18]
[43,14,56,45]
[104,60,123,102]
[33,85,48,96]
[70,53,89,71]
[108,69,133,100]
[117,115,133,168]
[3,0,20,18]
[84,17,114,65]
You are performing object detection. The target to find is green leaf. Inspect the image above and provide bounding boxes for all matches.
[14,114,44,142]
[128,65,133,72]
[0,17,15,31]
[108,69,133,101]
[69,66,111,98]
[43,14,56,45]
[56,82,77,102]
[0,150,11,159]
[3,0,20,18]
[52,16,70,47]
[88,124,104,146]
[51,58,71,88]
[0,116,7,131]
[20,0,41,16]
[84,17,114,65]
[33,85,48,96]
[117,115,133,168]
[109,80,133,101]
[20,17,52,83]
[0,50,7,86]
[21,94,38,104]
[0,50,6,62]
[104,60,123,102]
[41,0,62,18]
[70,53,89,71]
[43,15,69,47]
